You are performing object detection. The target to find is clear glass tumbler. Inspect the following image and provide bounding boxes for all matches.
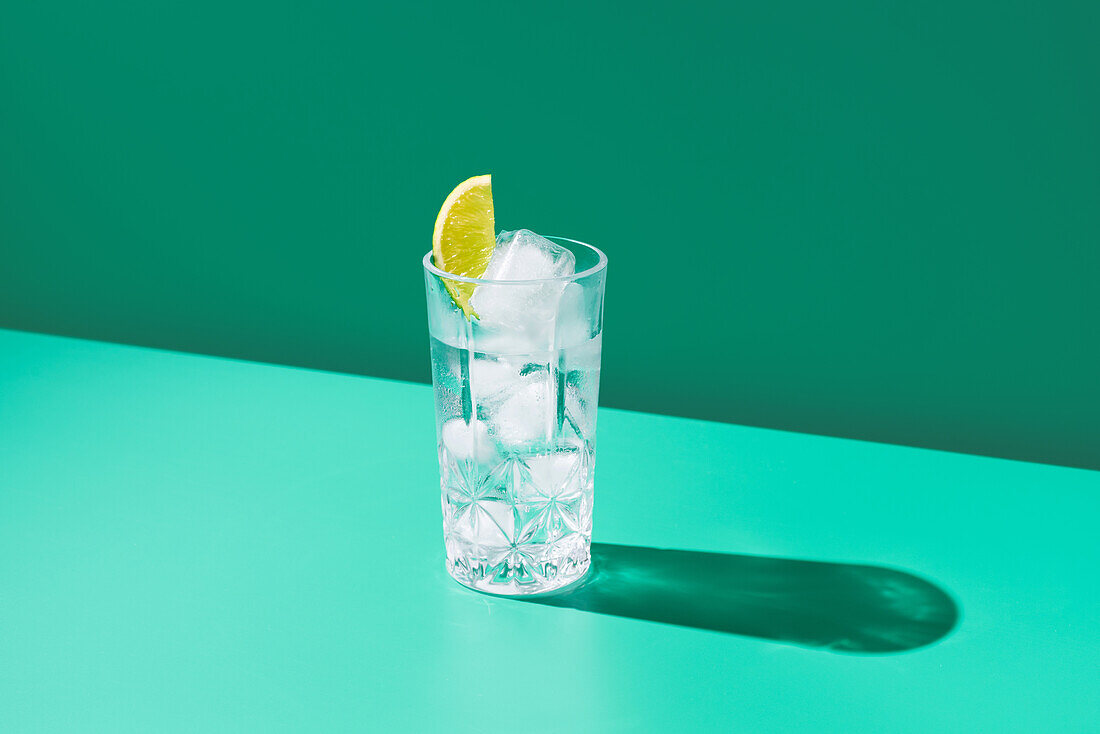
[423,237,607,595]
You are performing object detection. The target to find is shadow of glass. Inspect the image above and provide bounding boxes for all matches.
[526,543,959,654]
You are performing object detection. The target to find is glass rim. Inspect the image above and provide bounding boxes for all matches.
[422,235,607,286]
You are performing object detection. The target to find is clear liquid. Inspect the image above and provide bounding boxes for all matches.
[429,334,601,594]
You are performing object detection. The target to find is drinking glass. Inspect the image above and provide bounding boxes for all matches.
[423,238,607,595]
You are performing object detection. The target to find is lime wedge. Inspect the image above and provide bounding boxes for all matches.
[432,174,495,318]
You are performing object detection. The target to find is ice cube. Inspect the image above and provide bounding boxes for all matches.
[447,500,515,549]
[523,445,588,500]
[553,282,590,348]
[469,230,576,350]
[441,418,498,465]
[424,273,468,349]
[469,353,527,408]
[485,378,555,448]
[470,353,561,451]
[481,229,576,282]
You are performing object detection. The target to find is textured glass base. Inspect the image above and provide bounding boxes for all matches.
[440,442,595,597]
[447,548,591,596]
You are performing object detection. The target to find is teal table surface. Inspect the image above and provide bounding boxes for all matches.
[1,328,1097,733]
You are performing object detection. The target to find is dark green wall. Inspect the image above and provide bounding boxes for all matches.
[2,2,1097,470]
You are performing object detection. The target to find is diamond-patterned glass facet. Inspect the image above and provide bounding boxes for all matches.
[440,441,593,594]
